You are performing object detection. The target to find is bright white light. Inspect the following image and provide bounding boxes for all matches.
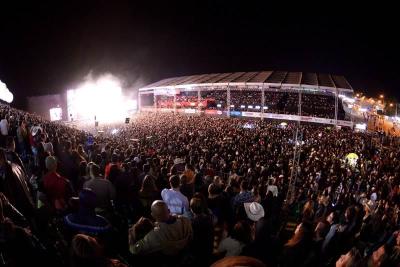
[355,123,367,130]
[217,104,222,108]
[359,108,367,112]
[263,106,268,110]
[255,105,261,109]
[190,102,196,106]
[49,107,62,121]
[243,123,254,129]
[248,105,253,109]
[184,109,196,114]
[111,128,119,135]
[0,80,13,103]
[240,105,245,108]
[230,105,234,108]
[67,75,136,123]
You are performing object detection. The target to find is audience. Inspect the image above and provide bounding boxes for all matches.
[0,103,400,267]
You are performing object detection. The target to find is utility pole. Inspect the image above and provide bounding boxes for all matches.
[285,89,302,205]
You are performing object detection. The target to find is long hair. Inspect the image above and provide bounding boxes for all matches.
[140,175,157,193]
[285,222,313,247]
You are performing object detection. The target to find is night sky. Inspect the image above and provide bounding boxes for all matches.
[0,1,398,108]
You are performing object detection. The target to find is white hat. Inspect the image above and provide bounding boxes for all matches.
[244,202,265,222]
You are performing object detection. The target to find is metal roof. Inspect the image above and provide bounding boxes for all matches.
[140,71,353,91]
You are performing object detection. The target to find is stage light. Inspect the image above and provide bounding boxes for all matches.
[67,75,136,124]
[49,107,62,121]
[0,80,13,103]
[111,129,119,135]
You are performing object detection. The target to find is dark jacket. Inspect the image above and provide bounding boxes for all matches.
[0,161,35,218]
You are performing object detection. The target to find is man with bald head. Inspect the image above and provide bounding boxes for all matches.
[129,200,193,256]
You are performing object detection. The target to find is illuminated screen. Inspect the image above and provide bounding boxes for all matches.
[49,107,62,121]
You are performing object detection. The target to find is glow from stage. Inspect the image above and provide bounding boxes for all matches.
[67,75,137,124]
[0,79,13,103]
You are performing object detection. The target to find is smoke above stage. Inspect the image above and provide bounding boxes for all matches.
[67,74,137,124]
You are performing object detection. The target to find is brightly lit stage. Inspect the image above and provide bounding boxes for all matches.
[67,75,137,124]
[27,75,137,128]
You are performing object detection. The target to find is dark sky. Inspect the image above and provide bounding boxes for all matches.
[0,1,398,108]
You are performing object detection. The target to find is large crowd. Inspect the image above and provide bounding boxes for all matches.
[154,90,346,119]
[1,102,400,267]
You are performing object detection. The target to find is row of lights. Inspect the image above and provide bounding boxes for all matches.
[216,103,269,109]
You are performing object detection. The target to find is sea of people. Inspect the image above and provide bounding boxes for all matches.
[154,90,346,119]
[0,102,400,266]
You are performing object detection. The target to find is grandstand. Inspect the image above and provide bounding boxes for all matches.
[138,71,354,127]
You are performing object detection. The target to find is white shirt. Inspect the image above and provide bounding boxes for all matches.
[218,237,245,256]
[0,119,8,136]
[161,188,189,215]
[267,185,278,197]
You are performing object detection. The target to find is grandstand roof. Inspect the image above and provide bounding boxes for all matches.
[140,71,353,92]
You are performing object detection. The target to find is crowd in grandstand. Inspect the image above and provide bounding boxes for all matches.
[154,90,346,119]
[1,102,400,266]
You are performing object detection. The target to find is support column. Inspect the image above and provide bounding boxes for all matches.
[173,90,177,114]
[227,85,231,118]
[153,92,157,111]
[298,89,302,118]
[197,87,201,115]
[138,92,142,113]
[335,89,338,126]
[261,85,265,120]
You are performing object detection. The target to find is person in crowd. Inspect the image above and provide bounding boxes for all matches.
[208,182,230,225]
[105,153,120,179]
[161,175,189,215]
[0,147,35,218]
[43,156,74,212]
[280,222,314,267]
[16,119,28,156]
[129,200,193,256]
[189,196,215,266]
[138,175,160,215]
[232,180,254,211]
[5,136,26,174]
[217,220,253,257]
[0,114,9,144]
[64,188,111,236]
[335,247,363,267]
[70,234,127,267]
[0,193,48,266]
[83,163,116,212]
